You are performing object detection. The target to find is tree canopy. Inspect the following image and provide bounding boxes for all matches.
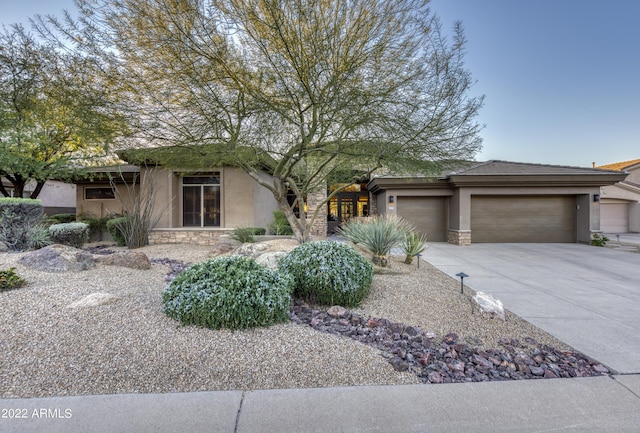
[42,0,484,242]
[0,25,126,198]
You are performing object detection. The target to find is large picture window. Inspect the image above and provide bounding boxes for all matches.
[182,174,221,227]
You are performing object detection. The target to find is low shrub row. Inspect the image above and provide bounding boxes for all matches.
[162,241,373,331]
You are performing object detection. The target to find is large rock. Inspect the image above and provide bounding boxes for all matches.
[233,242,270,257]
[94,251,151,270]
[18,244,94,272]
[472,291,505,321]
[209,242,236,257]
[67,292,120,308]
[255,251,288,270]
[0,241,8,253]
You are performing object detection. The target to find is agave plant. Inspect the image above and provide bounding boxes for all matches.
[401,231,428,264]
[336,215,413,267]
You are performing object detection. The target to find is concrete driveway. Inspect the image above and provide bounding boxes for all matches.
[423,243,640,374]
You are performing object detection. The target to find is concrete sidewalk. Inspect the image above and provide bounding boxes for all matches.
[423,242,640,375]
[2,375,640,432]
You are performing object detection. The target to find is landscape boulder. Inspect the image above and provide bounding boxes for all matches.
[94,251,151,270]
[18,244,94,272]
[472,291,505,321]
[67,292,120,309]
[233,242,270,258]
[255,251,288,270]
[209,242,236,257]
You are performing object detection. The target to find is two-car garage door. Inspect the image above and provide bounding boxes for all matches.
[471,195,577,243]
[396,195,578,243]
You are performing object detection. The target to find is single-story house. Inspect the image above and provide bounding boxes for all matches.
[1,178,76,215]
[367,160,626,245]
[74,159,626,245]
[596,159,640,233]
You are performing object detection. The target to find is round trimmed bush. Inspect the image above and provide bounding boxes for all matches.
[279,240,374,307]
[162,256,294,330]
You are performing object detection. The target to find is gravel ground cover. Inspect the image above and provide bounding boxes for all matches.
[1,241,583,398]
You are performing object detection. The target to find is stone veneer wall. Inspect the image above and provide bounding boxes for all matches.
[306,189,328,237]
[149,229,233,246]
[369,194,378,216]
[447,230,471,246]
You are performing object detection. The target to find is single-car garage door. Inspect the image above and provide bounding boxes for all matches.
[397,196,447,241]
[471,195,576,243]
[600,202,629,233]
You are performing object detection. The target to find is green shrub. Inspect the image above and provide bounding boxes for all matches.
[590,233,609,247]
[336,215,413,267]
[48,213,77,224]
[0,198,44,251]
[49,222,90,248]
[162,256,294,330]
[0,268,26,291]
[106,217,128,246]
[78,213,113,242]
[269,210,293,235]
[27,225,52,250]
[279,240,373,307]
[401,231,428,264]
[230,226,266,243]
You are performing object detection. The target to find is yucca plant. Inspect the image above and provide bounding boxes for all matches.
[401,231,428,264]
[336,215,413,267]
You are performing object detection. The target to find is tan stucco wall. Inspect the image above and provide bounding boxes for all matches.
[144,168,177,228]
[251,171,280,229]
[76,166,280,232]
[76,183,136,218]
[222,167,255,228]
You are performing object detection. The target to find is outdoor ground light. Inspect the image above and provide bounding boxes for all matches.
[456,272,469,294]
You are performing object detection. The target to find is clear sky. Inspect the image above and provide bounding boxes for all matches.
[3,0,639,168]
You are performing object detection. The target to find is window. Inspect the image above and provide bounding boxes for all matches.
[85,187,115,200]
[182,174,220,227]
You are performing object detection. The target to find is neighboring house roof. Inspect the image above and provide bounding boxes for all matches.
[596,158,640,194]
[596,159,640,171]
[368,160,627,191]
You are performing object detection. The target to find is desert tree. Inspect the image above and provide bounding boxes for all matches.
[0,24,126,199]
[39,0,483,242]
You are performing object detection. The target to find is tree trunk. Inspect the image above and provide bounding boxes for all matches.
[30,181,46,199]
[277,196,311,244]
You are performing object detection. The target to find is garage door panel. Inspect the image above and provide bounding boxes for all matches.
[601,203,629,233]
[471,196,576,243]
[397,197,447,242]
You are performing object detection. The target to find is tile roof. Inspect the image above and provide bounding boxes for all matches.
[596,159,640,171]
[449,160,622,176]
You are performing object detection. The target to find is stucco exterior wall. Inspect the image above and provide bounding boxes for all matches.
[222,167,255,228]
[75,166,280,237]
[631,203,640,232]
[144,168,177,228]
[75,182,135,218]
[252,171,280,229]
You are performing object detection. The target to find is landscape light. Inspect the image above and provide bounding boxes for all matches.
[455,272,469,294]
